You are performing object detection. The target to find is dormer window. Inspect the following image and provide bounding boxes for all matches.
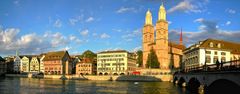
[210,42,213,47]
[217,43,221,48]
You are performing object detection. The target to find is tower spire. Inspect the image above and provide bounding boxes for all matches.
[16,49,19,56]
[180,28,183,45]
[158,1,166,21]
[145,9,152,25]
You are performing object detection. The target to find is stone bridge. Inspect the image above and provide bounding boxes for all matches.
[174,72,240,93]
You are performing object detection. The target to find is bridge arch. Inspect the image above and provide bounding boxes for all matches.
[187,77,201,93]
[206,79,240,94]
[178,77,186,87]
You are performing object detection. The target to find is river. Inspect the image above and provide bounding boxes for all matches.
[0,77,189,94]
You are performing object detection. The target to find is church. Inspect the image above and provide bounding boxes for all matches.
[142,3,185,69]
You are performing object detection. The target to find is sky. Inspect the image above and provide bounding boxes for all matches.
[0,0,240,56]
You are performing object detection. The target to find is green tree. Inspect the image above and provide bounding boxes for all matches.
[136,50,143,67]
[80,50,96,59]
[146,48,160,68]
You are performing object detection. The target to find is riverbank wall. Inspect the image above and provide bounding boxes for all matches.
[5,74,172,82]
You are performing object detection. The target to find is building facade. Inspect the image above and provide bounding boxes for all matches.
[4,57,14,73]
[183,38,240,70]
[97,50,137,75]
[0,56,6,75]
[14,56,21,73]
[30,57,40,73]
[142,3,184,69]
[71,56,81,74]
[43,51,72,75]
[39,54,45,73]
[21,56,31,73]
[76,58,97,75]
[13,50,21,73]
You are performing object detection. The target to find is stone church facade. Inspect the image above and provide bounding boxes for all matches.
[142,3,185,69]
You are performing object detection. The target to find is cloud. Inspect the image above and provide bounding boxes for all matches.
[54,19,62,28]
[13,0,20,6]
[168,21,172,24]
[225,21,231,26]
[132,46,142,52]
[85,17,94,22]
[92,33,98,37]
[112,29,122,32]
[45,32,68,47]
[63,46,71,51]
[75,39,83,44]
[69,19,78,26]
[121,28,141,41]
[100,33,110,39]
[80,29,89,36]
[225,8,236,14]
[194,18,204,23]
[0,27,87,56]
[0,28,53,55]
[168,0,208,13]
[69,35,77,41]
[169,18,240,47]
[116,7,138,13]
[69,15,84,25]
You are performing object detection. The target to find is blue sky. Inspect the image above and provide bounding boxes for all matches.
[0,0,240,56]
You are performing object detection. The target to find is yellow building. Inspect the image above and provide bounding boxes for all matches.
[21,56,30,73]
[97,50,137,75]
[30,56,40,73]
[142,3,185,69]
[76,58,97,75]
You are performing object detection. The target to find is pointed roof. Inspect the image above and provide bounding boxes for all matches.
[160,1,165,10]
[0,56,5,62]
[180,28,183,45]
[42,50,69,61]
[145,9,153,25]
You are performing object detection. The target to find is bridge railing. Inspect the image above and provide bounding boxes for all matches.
[176,59,240,74]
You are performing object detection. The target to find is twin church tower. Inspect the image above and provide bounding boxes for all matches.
[142,3,184,69]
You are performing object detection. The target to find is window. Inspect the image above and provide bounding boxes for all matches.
[221,57,226,62]
[206,51,211,54]
[221,52,226,55]
[217,43,221,48]
[210,42,213,47]
[206,56,211,63]
[213,57,218,63]
[214,51,218,55]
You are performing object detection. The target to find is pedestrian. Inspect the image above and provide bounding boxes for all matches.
[216,59,220,70]
[220,61,223,70]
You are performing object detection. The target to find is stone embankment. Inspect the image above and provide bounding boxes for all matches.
[5,74,172,82]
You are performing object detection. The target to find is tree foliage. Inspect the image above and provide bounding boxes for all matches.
[136,50,143,67]
[146,48,160,68]
[80,50,96,59]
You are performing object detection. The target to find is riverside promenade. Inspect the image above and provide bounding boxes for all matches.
[5,74,172,82]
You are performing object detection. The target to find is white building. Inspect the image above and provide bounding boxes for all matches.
[14,55,21,73]
[97,50,137,75]
[183,38,240,70]
[39,54,45,73]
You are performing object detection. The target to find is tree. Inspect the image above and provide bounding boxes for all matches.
[136,50,143,67]
[146,48,160,68]
[80,50,96,59]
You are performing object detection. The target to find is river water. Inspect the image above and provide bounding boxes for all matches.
[0,77,189,94]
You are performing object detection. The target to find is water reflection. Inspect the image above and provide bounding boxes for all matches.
[0,77,188,94]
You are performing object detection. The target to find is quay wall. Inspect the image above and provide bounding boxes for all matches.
[5,74,172,82]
